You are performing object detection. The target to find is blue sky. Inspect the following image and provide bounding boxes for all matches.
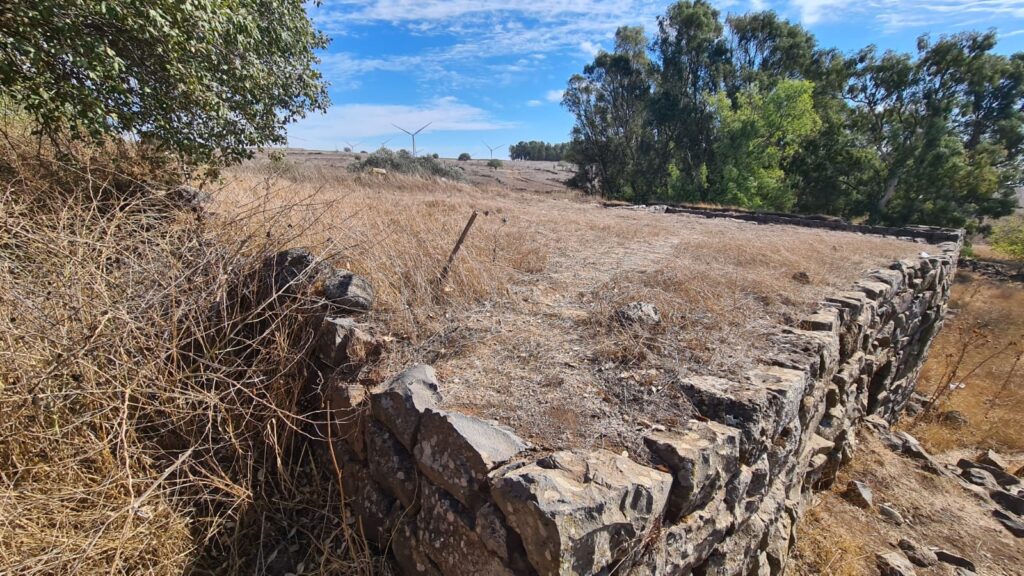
[287,1,1024,159]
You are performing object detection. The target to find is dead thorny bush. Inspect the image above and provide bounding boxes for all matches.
[0,132,378,574]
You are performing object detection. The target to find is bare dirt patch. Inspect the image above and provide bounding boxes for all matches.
[219,160,933,453]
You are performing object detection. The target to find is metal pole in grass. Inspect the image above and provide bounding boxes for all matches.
[438,211,479,286]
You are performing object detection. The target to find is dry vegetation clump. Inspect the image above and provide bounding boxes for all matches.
[219,160,932,454]
[909,272,1024,453]
[0,133,376,574]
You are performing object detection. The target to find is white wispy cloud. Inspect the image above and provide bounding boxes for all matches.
[286,96,515,148]
[786,0,1024,30]
[545,89,565,103]
[526,100,543,107]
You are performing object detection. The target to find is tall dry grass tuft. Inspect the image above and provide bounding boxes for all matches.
[0,129,376,574]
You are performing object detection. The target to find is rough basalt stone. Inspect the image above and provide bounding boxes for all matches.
[414,408,528,510]
[643,419,741,521]
[416,481,516,576]
[340,460,400,544]
[366,418,419,507]
[877,551,917,576]
[370,364,442,451]
[993,509,1024,537]
[324,382,367,458]
[317,316,381,372]
[322,269,375,312]
[843,480,873,509]
[491,450,672,576]
[391,519,442,576]
[898,538,937,568]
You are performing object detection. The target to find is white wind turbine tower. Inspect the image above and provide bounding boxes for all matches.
[344,140,362,152]
[393,122,431,157]
[377,137,394,150]
[483,141,505,159]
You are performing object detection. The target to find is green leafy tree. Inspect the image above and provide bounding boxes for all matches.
[711,80,821,210]
[564,26,662,200]
[487,159,503,170]
[0,0,329,165]
[458,153,471,161]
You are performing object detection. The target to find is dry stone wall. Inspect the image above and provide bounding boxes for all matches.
[304,216,963,576]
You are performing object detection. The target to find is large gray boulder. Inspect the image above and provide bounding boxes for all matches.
[491,450,672,575]
[414,408,528,509]
[370,364,442,451]
[643,419,740,521]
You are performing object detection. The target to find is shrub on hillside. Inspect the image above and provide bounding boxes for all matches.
[350,148,463,180]
[487,159,504,170]
[0,131,369,573]
[991,216,1024,259]
[458,152,471,161]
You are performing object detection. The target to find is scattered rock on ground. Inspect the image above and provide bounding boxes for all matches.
[978,449,1010,472]
[792,271,811,284]
[991,489,1024,515]
[844,480,873,509]
[898,538,937,568]
[961,467,1000,491]
[934,549,977,572]
[959,458,1021,488]
[615,301,661,327]
[993,509,1024,537]
[317,316,382,372]
[876,551,917,576]
[937,410,969,428]
[878,503,905,525]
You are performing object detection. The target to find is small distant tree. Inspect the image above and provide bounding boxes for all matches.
[1,0,329,166]
[458,153,471,161]
[432,153,440,159]
[990,216,1024,259]
[487,159,503,170]
[343,147,352,153]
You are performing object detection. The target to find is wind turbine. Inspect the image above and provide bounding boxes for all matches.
[483,141,505,160]
[378,137,394,150]
[344,140,362,152]
[393,122,431,157]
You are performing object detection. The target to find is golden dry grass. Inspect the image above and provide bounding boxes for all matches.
[0,135,378,574]
[219,159,932,453]
[909,272,1024,454]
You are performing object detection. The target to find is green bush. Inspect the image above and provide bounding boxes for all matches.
[991,216,1024,259]
[487,159,504,170]
[350,149,464,180]
[458,153,471,161]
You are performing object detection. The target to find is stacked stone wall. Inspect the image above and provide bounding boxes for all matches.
[309,216,963,576]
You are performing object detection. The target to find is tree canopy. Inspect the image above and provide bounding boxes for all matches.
[1,0,329,165]
[563,0,1023,228]
[509,140,571,161]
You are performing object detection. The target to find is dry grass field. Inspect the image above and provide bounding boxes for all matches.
[218,157,932,454]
